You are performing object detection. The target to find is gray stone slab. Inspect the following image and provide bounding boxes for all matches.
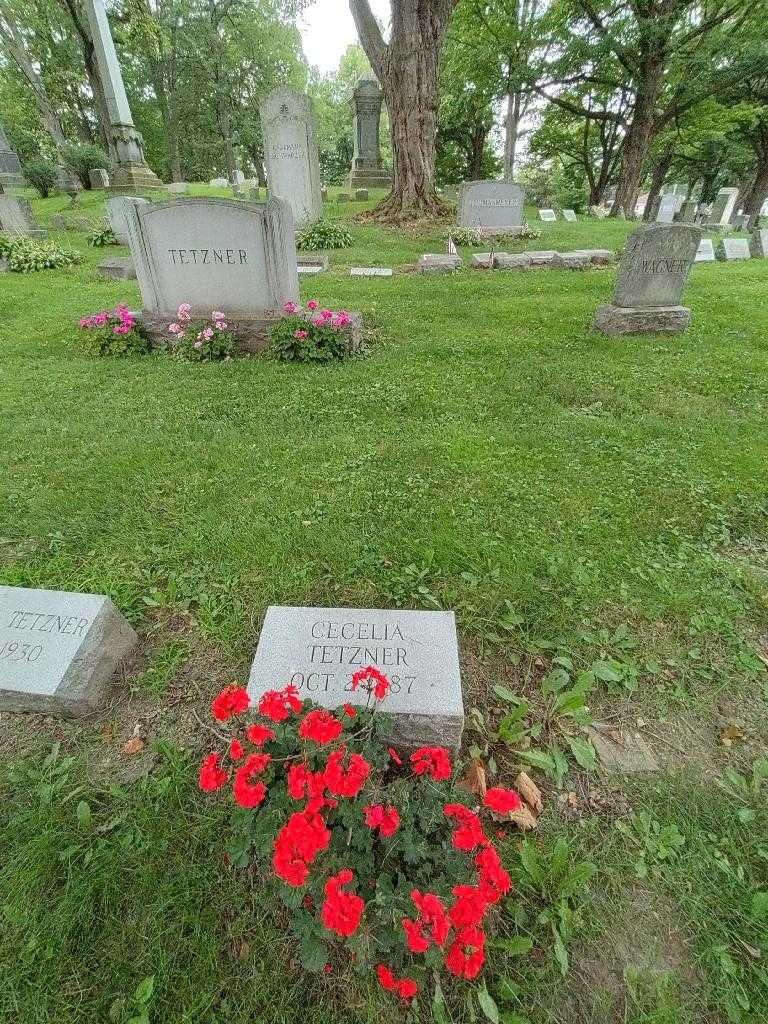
[0,586,137,716]
[718,237,750,261]
[260,86,323,227]
[458,180,525,231]
[297,251,329,271]
[166,181,189,194]
[297,264,323,275]
[89,167,110,189]
[0,119,25,187]
[525,249,558,267]
[656,195,676,223]
[708,187,739,227]
[418,253,462,273]
[105,195,149,245]
[593,304,692,334]
[694,238,715,262]
[571,248,613,265]
[751,228,768,258]
[611,224,700,309]
[494,252,530,270]
[124,196,299,318]
[0,196,45,236]
[355,188,369,200]
[247,606,464,749]
[337,193,350,203]
[539,208,556,222]
[98,256,136,280]
[551,251,590,269]
[471,252,496,269]
[586,724,659,773]
[562,209,577,222]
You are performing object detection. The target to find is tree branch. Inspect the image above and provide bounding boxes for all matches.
[349,0,387,77]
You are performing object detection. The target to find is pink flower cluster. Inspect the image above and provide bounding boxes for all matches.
[283,300,351,338]
[79,304,135,336]
[167,304,229,345]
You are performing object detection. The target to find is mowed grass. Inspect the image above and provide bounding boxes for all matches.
[1,188,767,1023]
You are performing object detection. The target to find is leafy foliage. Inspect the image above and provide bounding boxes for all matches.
[448,226,542,247]
[166,304,237,362]
[270,300,354,363]
[79,304,151,357]
[24,158,57,198]
[0,235,84,272]
[296,220,353,251]
[61,143,110,188]
[88,225,118,248]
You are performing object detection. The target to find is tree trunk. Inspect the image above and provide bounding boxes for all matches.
[0,25,68,148]
[58,0,111,151]
[153,69,181,181]
[350,0,457,221]
[504,89,521,180]
[744,130,768,229]
[468,125,487,179]
[642,142,674,221]
[610,60,663,218]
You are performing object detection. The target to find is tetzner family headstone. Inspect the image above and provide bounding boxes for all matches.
[260,86,323,227]
[247,606,464,749]
[457,181,526,235]
[593,223,701,334]
[0,586,137,715]
[124,196,299,351]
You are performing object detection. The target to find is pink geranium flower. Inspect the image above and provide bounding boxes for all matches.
[306,299,319,311]
[294,329,308,339]
[283,301,299,314]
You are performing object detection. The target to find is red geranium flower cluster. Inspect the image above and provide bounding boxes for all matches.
[298,708,343,744]
[199,752,227,791]
[325,748,371,797]
[376,964,418,1000]
[258,683,303,722]
[402,889,450,952]
[211,685,250,722]
[273,810,331,886]
[351,665,390,699]
[483,786,523,815]
[363,803,400,837]
[247,723,276,746]
[233,753,271,808]
[445,925,486,979]
[321,869,365,937]
[410,745,452,781]
[444,803,488,851]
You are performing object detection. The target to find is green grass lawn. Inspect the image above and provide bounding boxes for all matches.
[1,188,767,1023]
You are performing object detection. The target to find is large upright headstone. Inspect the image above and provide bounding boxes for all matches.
[260,87,323,228]
[0,586,137,716]
[125,196,299,351]
[247,606,464,749]
[457,181,526,235]
[82,0,161,191]
[0,196,46,237]
[0,120,25,188]
[593,223,701,334]
[349,78,391,190]
[751,228,768,258]
[656,194,677,223]
[105,194,149,244]
[706,187,739,228]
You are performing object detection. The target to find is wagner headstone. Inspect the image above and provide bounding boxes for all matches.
[260,86,323,227]
[247,606,464,749]
[457,181,526,235]
[0,586,137,716]
[593,223,701,334]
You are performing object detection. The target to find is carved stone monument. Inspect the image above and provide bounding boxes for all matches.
[349,78,391,190]
[0,196,46,237]
[105,195,149,244]
[593,223,701,334]
[82,0,162,191]
[0,120,25,188]
[260,86,323,227]
[457,181,527,236]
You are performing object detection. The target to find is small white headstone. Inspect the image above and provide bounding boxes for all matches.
[539,208,557,222]
[562,209,577,222]
[350,266,393,277]
[446,237,458,256]
[247,606,464,748]
[0,586,137,715]
[694,238,715,262]
[656,195,677,223]
[720,237,750,261]
[297,264,323,275]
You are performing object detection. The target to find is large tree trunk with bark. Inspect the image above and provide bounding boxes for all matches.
[350,0,458,221]
[744,130,768,230]
[642,142,674,221]
[504,89,521,180]
[58,0,111,151]
[610,59,663,218]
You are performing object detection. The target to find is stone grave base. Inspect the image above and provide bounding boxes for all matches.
[593,303,691,335]
[108,163,164,192]
[419,254,462,273]
[471,225,531,238]
[297,251,330,271]
[136,311,362,355]
[98,257,136,280]
[349,171,392,190]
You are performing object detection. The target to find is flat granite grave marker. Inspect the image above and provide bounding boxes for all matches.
[0,586,137,715]
[260,86,323,227]
[457,181,526,235]
[539,208,557,222]
[247,606,464,749]
[718,237,750,261]
[593,223,701,334]
[350,266,392,276]
[562,209,577,222]
[418,253,462,273]
[89,167,110,189]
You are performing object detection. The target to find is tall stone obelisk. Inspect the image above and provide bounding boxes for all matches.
[0,120,25,189]
[83,0,162,190]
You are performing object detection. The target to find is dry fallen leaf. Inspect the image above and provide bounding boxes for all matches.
[509,804,538,831]
[121,736,146,756]
[515,771,543,815]
[100,722,114,743]
[458,759,487,799]
[720,723,746,747]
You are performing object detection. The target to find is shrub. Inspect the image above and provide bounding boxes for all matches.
[296,219,353,250]
[0,235,84,273]
[448,226,541,246]
[270,300,353,363]
[89,225,118,248]
[24,159,57,198]
[166,304,237,361]
[61,143,110,189]
[79,304,151,356]
[198,669,526,1005]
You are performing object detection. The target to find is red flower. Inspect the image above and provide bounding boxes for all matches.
[449,884,490,928]
[350,665,390,699]
[246,723,276,746]
[287,762,327,803]
[387,746,403,766]
[321,869,364,937]
[445,925,486,979]
[475,844,512,903]
[273,810,331,886]
[211,685,250,721]
[324,748,371,797]
[376,965,418,1000]
[403,889,450,952]
[363,803,400,837]
[343,703,356,718]
[410,746,452,781]
[444,803,488,851]
[229,739,245,761]
[483,787,523,815]
[198,752,228,791]
[299,709,343,745]
[232,753,270,808]
[258,684,303,722]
